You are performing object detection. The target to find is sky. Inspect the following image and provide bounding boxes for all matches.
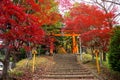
[58,0,94,15]
[58,0,81,13]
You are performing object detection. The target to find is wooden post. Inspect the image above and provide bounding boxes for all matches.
[32,53,35,73]
[32,48,37,73]
[95,49,100,74]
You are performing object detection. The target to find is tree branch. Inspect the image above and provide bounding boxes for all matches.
[105,1,120,5]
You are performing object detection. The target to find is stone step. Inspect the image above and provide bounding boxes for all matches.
[52,67,87,69]
[47,69,89,72]
[56,60,79,62]
[38,79,99,80]
[40,74,96,79]
[38,54,100,80]
[46,72,91,75]
[54,64,82,66]
[54,61,76,63]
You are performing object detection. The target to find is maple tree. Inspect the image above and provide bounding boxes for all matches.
[63,3,116,61]
[63,3,115,32]
[81,28,112,60]
[0,0,64,79]
[22,0,62,25]
[0,0,46,79]
[22,0,63,53]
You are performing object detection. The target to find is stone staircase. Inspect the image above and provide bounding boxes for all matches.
[39,54,99,80]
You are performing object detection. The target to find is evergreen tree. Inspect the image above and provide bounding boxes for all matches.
[108,26,120,72]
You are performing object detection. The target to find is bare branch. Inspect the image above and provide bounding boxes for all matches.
[112,13,120,22]
[105,1,120,5]
[93,0,108,13]
[102,0,120,5]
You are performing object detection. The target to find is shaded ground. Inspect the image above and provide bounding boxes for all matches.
[77,53,120,80]
[82,61,120,80]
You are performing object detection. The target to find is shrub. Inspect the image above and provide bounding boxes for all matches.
[108,27,120,72]
[19,48,26,60]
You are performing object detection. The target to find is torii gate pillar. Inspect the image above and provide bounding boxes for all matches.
[72,32,79,54]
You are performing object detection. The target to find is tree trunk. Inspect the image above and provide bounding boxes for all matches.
[91,48,94,62]
[103,52,106,61]
[99,52,103,67]
[1,49,10,80]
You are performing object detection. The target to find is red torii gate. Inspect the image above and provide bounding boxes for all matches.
[49,32,80,55]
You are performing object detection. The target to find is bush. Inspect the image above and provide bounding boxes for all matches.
[19,48,26,60]
[108,27,120,72]
[76,53,92,63]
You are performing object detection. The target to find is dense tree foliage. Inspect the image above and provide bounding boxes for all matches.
[63,3,116,62]
[0,0,45,79]
[63,3,115,47]
[108,26,120,72]
[0,0,63,79]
